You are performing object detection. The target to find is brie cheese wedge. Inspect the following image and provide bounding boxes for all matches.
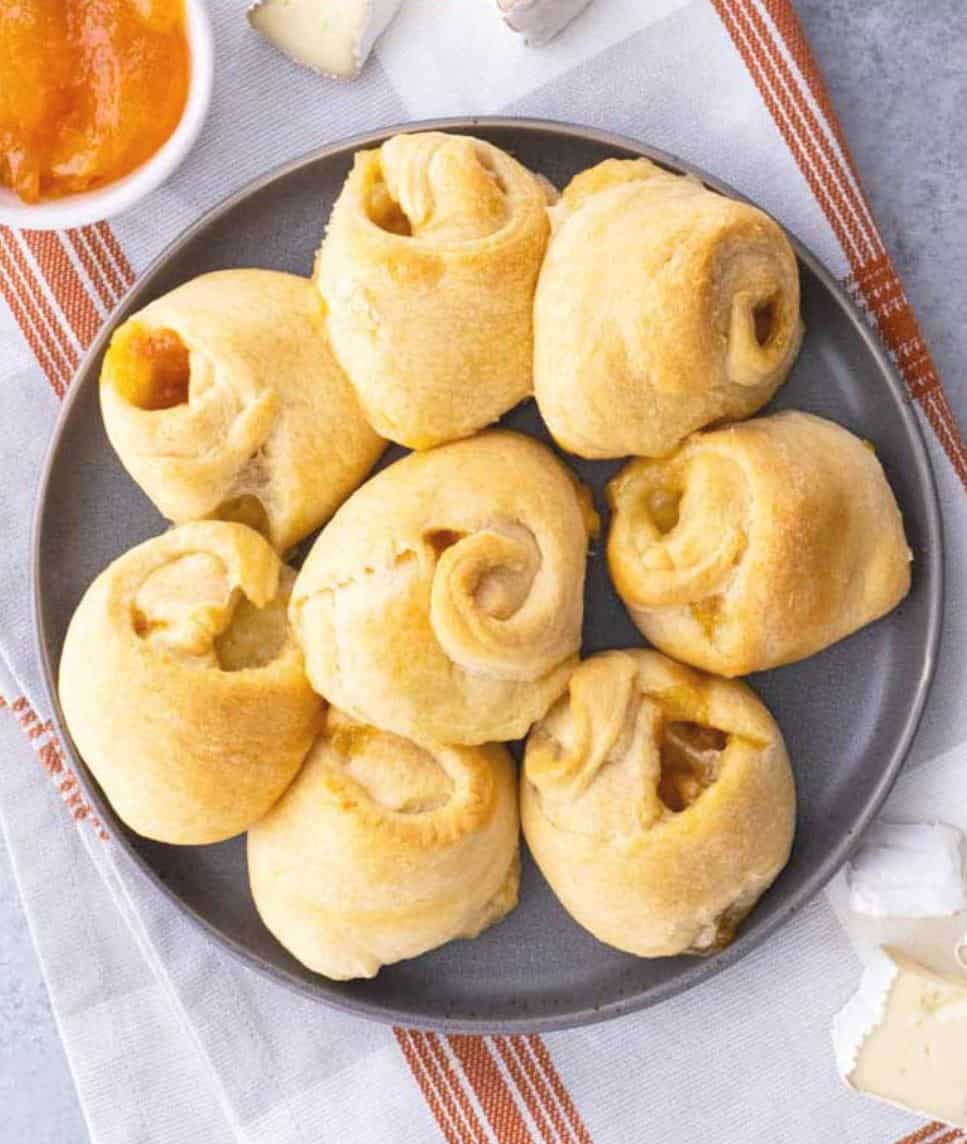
[846,821,967,918]
[498,0,593,46]
[248,0,404,79]
[833,947,967,1128]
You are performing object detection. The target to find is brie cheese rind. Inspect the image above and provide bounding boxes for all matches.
[248,0,403,79]
[846,821,967,918]
[498,0,593,46]
[833,948,967,1129]
[832,948,900,1078]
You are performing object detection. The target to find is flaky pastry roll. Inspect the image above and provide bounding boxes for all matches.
[59,522,323,844]
[534,158,803,458]
[291,431,596,745]
[522,650,795,957]
[607,411,912,676]
[248,708,520,979]
[315,131,551,448]
[101,270,384,553]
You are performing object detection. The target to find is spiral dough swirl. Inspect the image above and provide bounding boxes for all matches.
[290,431,596,746]
[607,412,912,676]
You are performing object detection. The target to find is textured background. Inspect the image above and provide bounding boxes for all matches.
[1,2,964,1139]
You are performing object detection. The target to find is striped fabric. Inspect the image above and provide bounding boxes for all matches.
[1,3,964,1142]
[709,0,965,486]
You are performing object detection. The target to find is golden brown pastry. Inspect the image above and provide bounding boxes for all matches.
[534,158,803,458]
[607,411,912,676]
[315,131,551,448]
[291,430,596,745]
[248,708,520,979]
[101,269,385,553]
[58,522,323,844]
[522,650,795,957]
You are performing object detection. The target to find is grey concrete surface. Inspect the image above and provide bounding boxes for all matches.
[797,0,967,429]
[1,3,964,1141]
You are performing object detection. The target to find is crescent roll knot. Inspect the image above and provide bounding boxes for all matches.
[58,521,322,845]
[607,412,912,676]
[290,431,594,746]
[101,270,384,553]
[534,157,803,459]
[316,132,551,448]
[522,650,796,957]
[247,708,520,980]
[607,447,749,611]
[379,133,509,241]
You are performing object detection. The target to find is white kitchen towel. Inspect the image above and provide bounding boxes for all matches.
[1,2,965,1143]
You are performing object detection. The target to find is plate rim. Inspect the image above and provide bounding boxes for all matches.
[31,115,945,1034]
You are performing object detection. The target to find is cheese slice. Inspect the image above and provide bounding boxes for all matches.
[847,821,967,918]
[498,0,593,46]
[248,0,403,79]
[833,948,967,1128]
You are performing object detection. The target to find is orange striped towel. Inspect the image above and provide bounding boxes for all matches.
[0,2,964,1142]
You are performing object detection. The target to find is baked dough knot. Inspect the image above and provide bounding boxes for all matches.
[606,412,912,676]
[291,431,596,745]
[534,157,804,458]
[522,650,796,957]
[315,132,551,449]
[247,708,520,979]
[100,269,384,553]
[58,521,322,844]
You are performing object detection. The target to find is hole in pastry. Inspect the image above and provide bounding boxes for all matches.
[112,326,191,410]
[367,180,412,236]
[214,575,291,671]
[424,528,467,558]
[214,493,271,540]
[753,296,778,348]
[646,487,681,534]
[329,723,453,813]
[658,721,728,813]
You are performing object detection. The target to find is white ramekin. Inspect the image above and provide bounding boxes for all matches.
[0,0,213,232]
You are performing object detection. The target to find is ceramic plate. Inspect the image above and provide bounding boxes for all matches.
[33,119,943,1032]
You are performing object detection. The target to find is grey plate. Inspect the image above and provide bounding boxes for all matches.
[33,118,943,1033]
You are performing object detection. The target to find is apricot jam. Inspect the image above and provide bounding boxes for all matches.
[107,324,191,410]
[0,0,190,203]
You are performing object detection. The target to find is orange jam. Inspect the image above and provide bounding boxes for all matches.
[107,324,191,410]
[0,0,190,203]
